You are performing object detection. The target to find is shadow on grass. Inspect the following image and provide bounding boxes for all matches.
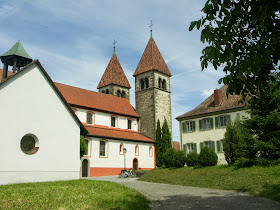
[258,184,280,202]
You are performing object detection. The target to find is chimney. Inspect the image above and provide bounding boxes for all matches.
[214,89,222,106]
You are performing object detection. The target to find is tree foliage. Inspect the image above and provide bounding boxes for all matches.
[186,152,199,167]
[163,148,187,168]
[80,136,88,158]
[161,118,172,154]
[155,120,163,167]
[189,0,280,99]
[223,120,255,164]
[198,147,218,167]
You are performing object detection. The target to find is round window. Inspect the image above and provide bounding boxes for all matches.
[20,135,39,155]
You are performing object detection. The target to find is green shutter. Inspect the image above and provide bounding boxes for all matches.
[182,122,186,133]
[217,140,221,153]
[192,121,196,132]
[200,142,204,152]
[227,115,231,123]
[194,143,197,153]
[199,120,202,130]
[211,141,215,152]
[215,117,219,128]
[210,118,214,129]
[183,144,187,153]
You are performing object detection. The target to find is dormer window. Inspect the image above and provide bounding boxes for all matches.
[87,112,93,125]
[111,116,116,127]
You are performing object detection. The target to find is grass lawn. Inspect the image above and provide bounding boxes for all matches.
[0,179,150,209]
[139,164,280,202]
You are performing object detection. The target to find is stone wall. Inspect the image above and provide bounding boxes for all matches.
[98,85,130,101]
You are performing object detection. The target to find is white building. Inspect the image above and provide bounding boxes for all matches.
[0,41,155,184]
[176,86,250,164]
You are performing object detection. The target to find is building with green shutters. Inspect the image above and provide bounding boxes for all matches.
[176,85,250,164]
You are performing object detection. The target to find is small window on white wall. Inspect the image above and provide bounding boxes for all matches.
[111,116,116,127]
[128,119,132,129]
[149,146,153,157]
[87,112,93,125]
[135,145,139,156]
[100,140,108,157]
[120,143,124,155]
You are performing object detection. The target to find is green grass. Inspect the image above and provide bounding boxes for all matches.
[139,164,280,202]
[0,179,150,209]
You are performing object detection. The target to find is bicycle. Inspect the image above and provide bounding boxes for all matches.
[119,168,136,178]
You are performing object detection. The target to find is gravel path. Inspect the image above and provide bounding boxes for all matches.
[85,176,280,209]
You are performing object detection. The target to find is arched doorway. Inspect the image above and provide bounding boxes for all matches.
[82,159,89,177]
[133,158,138,170]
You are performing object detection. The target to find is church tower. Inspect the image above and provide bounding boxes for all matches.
[133,34,172,140]
[97,44,131,101]
[1,40,32,81]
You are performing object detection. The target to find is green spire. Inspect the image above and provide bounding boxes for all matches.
[1,40,32,59]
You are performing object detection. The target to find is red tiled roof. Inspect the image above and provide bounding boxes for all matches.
[85,125,154,143]
[55,82,139,118]
[97,53,131,89]
[176,85,246,120]
[133,37,172,77]
[172,141,180,151]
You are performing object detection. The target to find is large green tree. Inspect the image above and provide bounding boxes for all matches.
[155,120,163,167]
[189,0,280,99]
[161,118,172,154]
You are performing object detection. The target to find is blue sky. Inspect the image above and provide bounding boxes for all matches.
[0,0,224,141]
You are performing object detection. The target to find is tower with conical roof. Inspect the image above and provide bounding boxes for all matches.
[97,45,131,101]
[133,33,172,140]
[1,40,32,81]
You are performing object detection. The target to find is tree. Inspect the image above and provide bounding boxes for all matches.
[162,148,187,168]
[189,0,280,99]
[198,147,218,167]
[155,120,163,167]
[161,118,172,155]
[243,73,280,163]
[80,136,88,158]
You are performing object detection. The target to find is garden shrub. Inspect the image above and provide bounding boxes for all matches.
[198,147,218,167]
[186,152,199,167]
[163,148,186,168]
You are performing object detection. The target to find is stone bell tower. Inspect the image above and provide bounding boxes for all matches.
[97,41,131,101]
[1,40,32,81]
[133,32,172,140]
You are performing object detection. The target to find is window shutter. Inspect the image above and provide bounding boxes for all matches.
[227,115,231,123]
[182,122,186,133]
[211,141,215,152]
[210,118,214,129]
[199,120,202,130]
[194,143,197,153]
[200,142,204,152]
[217,140,221,153]
[192,121,196,132]
[183,144,187,153]
[215,117,219,128]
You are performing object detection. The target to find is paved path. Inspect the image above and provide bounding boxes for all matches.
[85,176,280,209]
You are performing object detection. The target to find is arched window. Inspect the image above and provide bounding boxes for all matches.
[106,89,109,94]
[145,77,149,88]
[121,91,126,98]
[20,134,39,155]
[162,79,166,90]
[117,90,121,97]
[140,79,144,90]
[135,145,139,156]
[119,143,124,155]
[158,78,162,88]
[100,140,107,157]
[149,146,153,157]
[87,112,93,125]
[102,90,105,93]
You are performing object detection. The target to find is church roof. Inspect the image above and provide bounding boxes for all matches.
[0,40,32,60]
[97,53,131,89]
[85,125,154,143]
[55,82,138,118]
[176,85,246,120]
[133,37,171,77]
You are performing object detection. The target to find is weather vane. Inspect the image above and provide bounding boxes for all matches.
[149,20,154,37]
[113,39,117,53]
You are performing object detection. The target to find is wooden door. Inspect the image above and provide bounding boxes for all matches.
[82,159,88,177]
[133,158,138,170]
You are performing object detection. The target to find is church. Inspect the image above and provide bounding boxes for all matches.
[0,32,172,184]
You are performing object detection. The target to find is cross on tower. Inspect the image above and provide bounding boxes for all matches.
[113,39,117,54]
[149,20,154,37]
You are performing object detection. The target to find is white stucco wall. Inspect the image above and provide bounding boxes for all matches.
[75,108,138,131]
[179,109,250,164]
[0,64,81,185]
[84,137,154,169]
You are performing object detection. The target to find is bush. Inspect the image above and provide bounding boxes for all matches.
[163,148,186,168]
[198,147,218,167]
[186,152,199,167]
